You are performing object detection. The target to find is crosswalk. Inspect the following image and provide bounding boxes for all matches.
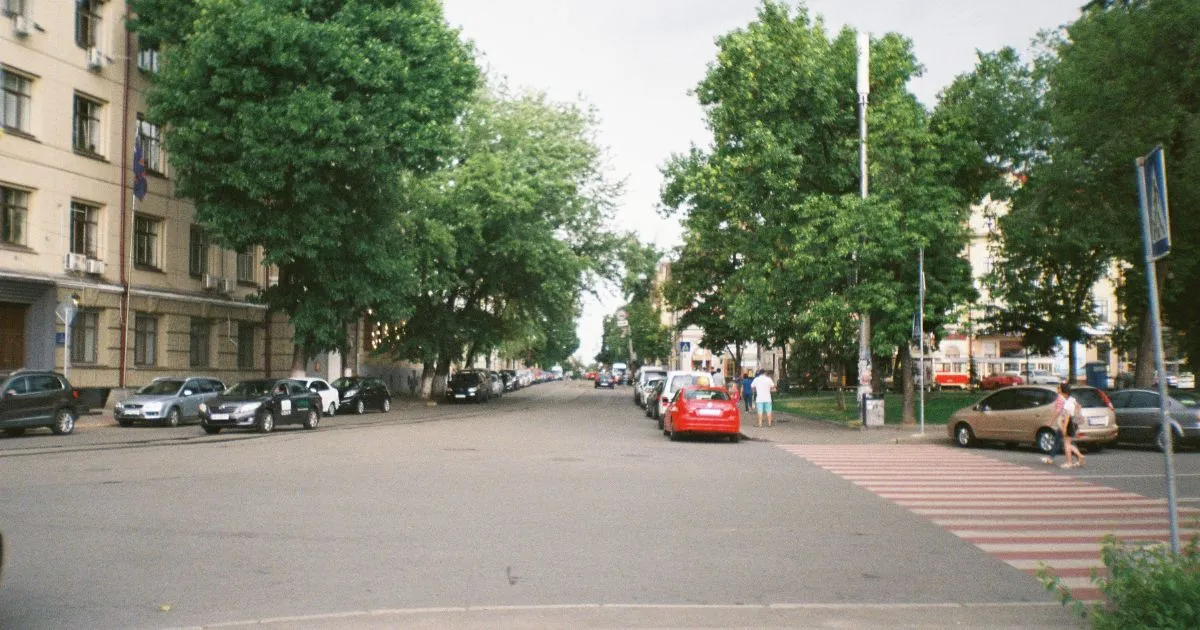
[779,444,1200,602]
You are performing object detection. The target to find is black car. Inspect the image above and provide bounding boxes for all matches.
[0,369,81,437]
[331,376,392,414]
[595,372,615,389]
[198,379,321,434]
[446,370,491,403]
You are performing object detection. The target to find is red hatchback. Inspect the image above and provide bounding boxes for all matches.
[662,386,741,442]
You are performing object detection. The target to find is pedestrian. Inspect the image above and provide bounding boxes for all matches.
[741,370,754,411]
[750,369,777,428]
[1043,383,1084,468]
[710,367,725,388]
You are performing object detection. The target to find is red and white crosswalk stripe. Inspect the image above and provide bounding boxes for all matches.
[780,444,1200,602]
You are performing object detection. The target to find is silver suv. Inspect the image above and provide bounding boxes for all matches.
[115,377,226,427]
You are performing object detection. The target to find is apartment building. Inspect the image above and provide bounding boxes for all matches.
[0,2,294,388]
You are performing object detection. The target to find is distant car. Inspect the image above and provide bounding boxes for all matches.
[488,371,505,398]
[948,384,1117,454]
[1022,369,1063,385]
[645,380,666,419]
[446,371,491,403]
[585,371,597,381]
[115,376,226,427]
[634,367,667,406]
[1109,389,1200,451]
[980,372,1023,390]
[1167,372,1196,390]
[637,377,665,409]
[595,373,615,389]
[198,378,321,434]
[500,370,519,391]
[0,369,81,437]
[662,386,741,442]
[655,371,709,428]
[295,377,340,417]
[331,376,392,414]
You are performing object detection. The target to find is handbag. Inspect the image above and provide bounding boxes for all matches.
[1066,417,1078,437]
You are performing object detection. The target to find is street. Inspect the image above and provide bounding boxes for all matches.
[2,381,1197,629]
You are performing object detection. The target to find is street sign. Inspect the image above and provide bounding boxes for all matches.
[55,298,78,326]
[616,309,628,329]
[1138,146,1171,260]
[679,341,691,353]
[55,332,66,346]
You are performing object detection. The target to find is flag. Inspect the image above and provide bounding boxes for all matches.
[132,137,147,200]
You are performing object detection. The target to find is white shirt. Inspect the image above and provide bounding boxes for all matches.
[710,371,725,387]
[751,375,775,403]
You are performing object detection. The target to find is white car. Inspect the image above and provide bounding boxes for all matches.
[656,371,709,427]
[1022,370,1062,385]
[297,377,340,416]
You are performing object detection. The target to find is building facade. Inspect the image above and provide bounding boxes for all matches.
[1,3,291,388]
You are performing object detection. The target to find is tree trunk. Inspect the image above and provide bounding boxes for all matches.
[871,352,886,394]
[432,354,452,398]
[900,344,915,426]
[420,360,436,400]
[1134,304,1156,387]
[835,363,846,412]
[290,343,306,378]
[1067,341,1078,385]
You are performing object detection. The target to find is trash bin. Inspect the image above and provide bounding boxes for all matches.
[863,393,885,427]
[1084,362,1108,390]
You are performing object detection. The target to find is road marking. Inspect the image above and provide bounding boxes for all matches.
[779,444,1200,603]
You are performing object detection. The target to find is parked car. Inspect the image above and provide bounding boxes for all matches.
[1109,389,1200,451]
[488,371,505,398]
[655,371,709,428]
[638,376,665,409]
[645,379,666,419]
[1022,369,1063,385]
[662,386,741,442]
[114,376,226,427]
[980,372,1023,390]
[500,370,519,391]
[446,371,491,403]
[296,377,340,417]
[595,372,615,389]
[634,367,667,406]
[198,378,321,434]
[331,376,392,414]
[947,385,1117,454]
[0,369,81,437]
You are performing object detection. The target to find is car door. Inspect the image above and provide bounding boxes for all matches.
[26,374,65,423]
[0,376,33,426]
[289,381,315,419]
[972,389,1021,440]
[1124,391,1161,444]
[178,378,204,419]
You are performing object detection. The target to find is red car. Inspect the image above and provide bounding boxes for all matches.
[980,372,1024,390]
[662,386,741,443]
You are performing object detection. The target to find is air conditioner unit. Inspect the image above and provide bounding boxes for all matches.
[219,278,236,294]
[201,273,218,290]
[84,259,105,275]
[12,15,31,37]
[86,47,104,70]
[64,253,86,272]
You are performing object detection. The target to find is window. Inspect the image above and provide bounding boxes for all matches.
[70,309,98,364]
[75,0,103,49]
[136,47,160,74]
[237,247,255,283]
[237,322,255,369]
[133,314,157,366]
[69,201,99,257]
[189,318,210,368]
[188,224,209,276]
[1094,299,1110,324]
[1,185,28,246]
[73,94,102,154]
[3,0,26,17]
[136,115,163,173]
[2,68,32,134]
[133,213,160,268]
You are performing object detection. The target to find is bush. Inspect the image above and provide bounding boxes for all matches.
[1039,534,1200,628]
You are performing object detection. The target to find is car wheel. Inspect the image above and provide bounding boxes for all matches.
[303,409,319,430]
[51,408,76,435]
[730,433,740,443]
[326,402,337,417]
[4,428,26,437]
[117,419,133,428]
[354,400,365,415]
[954,423,975,448]
[202,425,221,435]
[668,427,679,441]
[381,397,391,412]
[1157,427,1175,453]
[165,407,181,428]
[1036,428,1058,455]
[257,411,275,434]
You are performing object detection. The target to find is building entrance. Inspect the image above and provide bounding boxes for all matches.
[0,302,27,370]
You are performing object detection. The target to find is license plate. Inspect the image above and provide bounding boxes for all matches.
[209,413,229,420]
[1087,416,1107,426]
[455,394,466,399]
[697,408,722,417]
[125,410,141,416]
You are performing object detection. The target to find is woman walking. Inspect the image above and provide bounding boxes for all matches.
[1052,383,1085,468]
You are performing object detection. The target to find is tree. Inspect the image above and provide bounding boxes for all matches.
[132,0,479,370]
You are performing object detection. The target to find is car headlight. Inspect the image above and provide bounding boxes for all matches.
[468,387,477,393]
[197,403,207,414]
[346,389,359,398]
[142,401,164,413]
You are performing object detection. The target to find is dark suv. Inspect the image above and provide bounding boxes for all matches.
[0,369,81,437]
[331,376,392,414]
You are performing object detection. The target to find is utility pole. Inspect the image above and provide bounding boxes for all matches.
[856,32,872,418]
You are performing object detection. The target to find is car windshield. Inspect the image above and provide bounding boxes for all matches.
[1073,388,1107,408]
[668,375,699,391]
[226,380,276,397]
[450,373,479,385]
[332,377,361,388]
[684,389,730,401]
[138,379,184,395]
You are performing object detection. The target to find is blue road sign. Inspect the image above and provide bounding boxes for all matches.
[1138,146,1171,260]
[679,341,691,353]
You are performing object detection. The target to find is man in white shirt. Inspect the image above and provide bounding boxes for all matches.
[750,370,777,427]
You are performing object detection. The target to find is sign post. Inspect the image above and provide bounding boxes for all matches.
[1135,145,1179,553]
[56,296,79,381]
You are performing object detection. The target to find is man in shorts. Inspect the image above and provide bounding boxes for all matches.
[750,370,777,427]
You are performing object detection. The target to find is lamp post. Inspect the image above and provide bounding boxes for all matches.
[856,32,872,416]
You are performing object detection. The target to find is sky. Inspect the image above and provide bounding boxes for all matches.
[438,0,1088,364]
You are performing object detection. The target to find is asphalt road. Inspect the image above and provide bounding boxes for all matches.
[7,381,1182,628]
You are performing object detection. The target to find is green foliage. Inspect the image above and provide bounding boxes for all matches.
[1039,534,1200,629]
[132,0,479,359]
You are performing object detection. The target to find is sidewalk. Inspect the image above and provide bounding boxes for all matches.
[738,408,946,446]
